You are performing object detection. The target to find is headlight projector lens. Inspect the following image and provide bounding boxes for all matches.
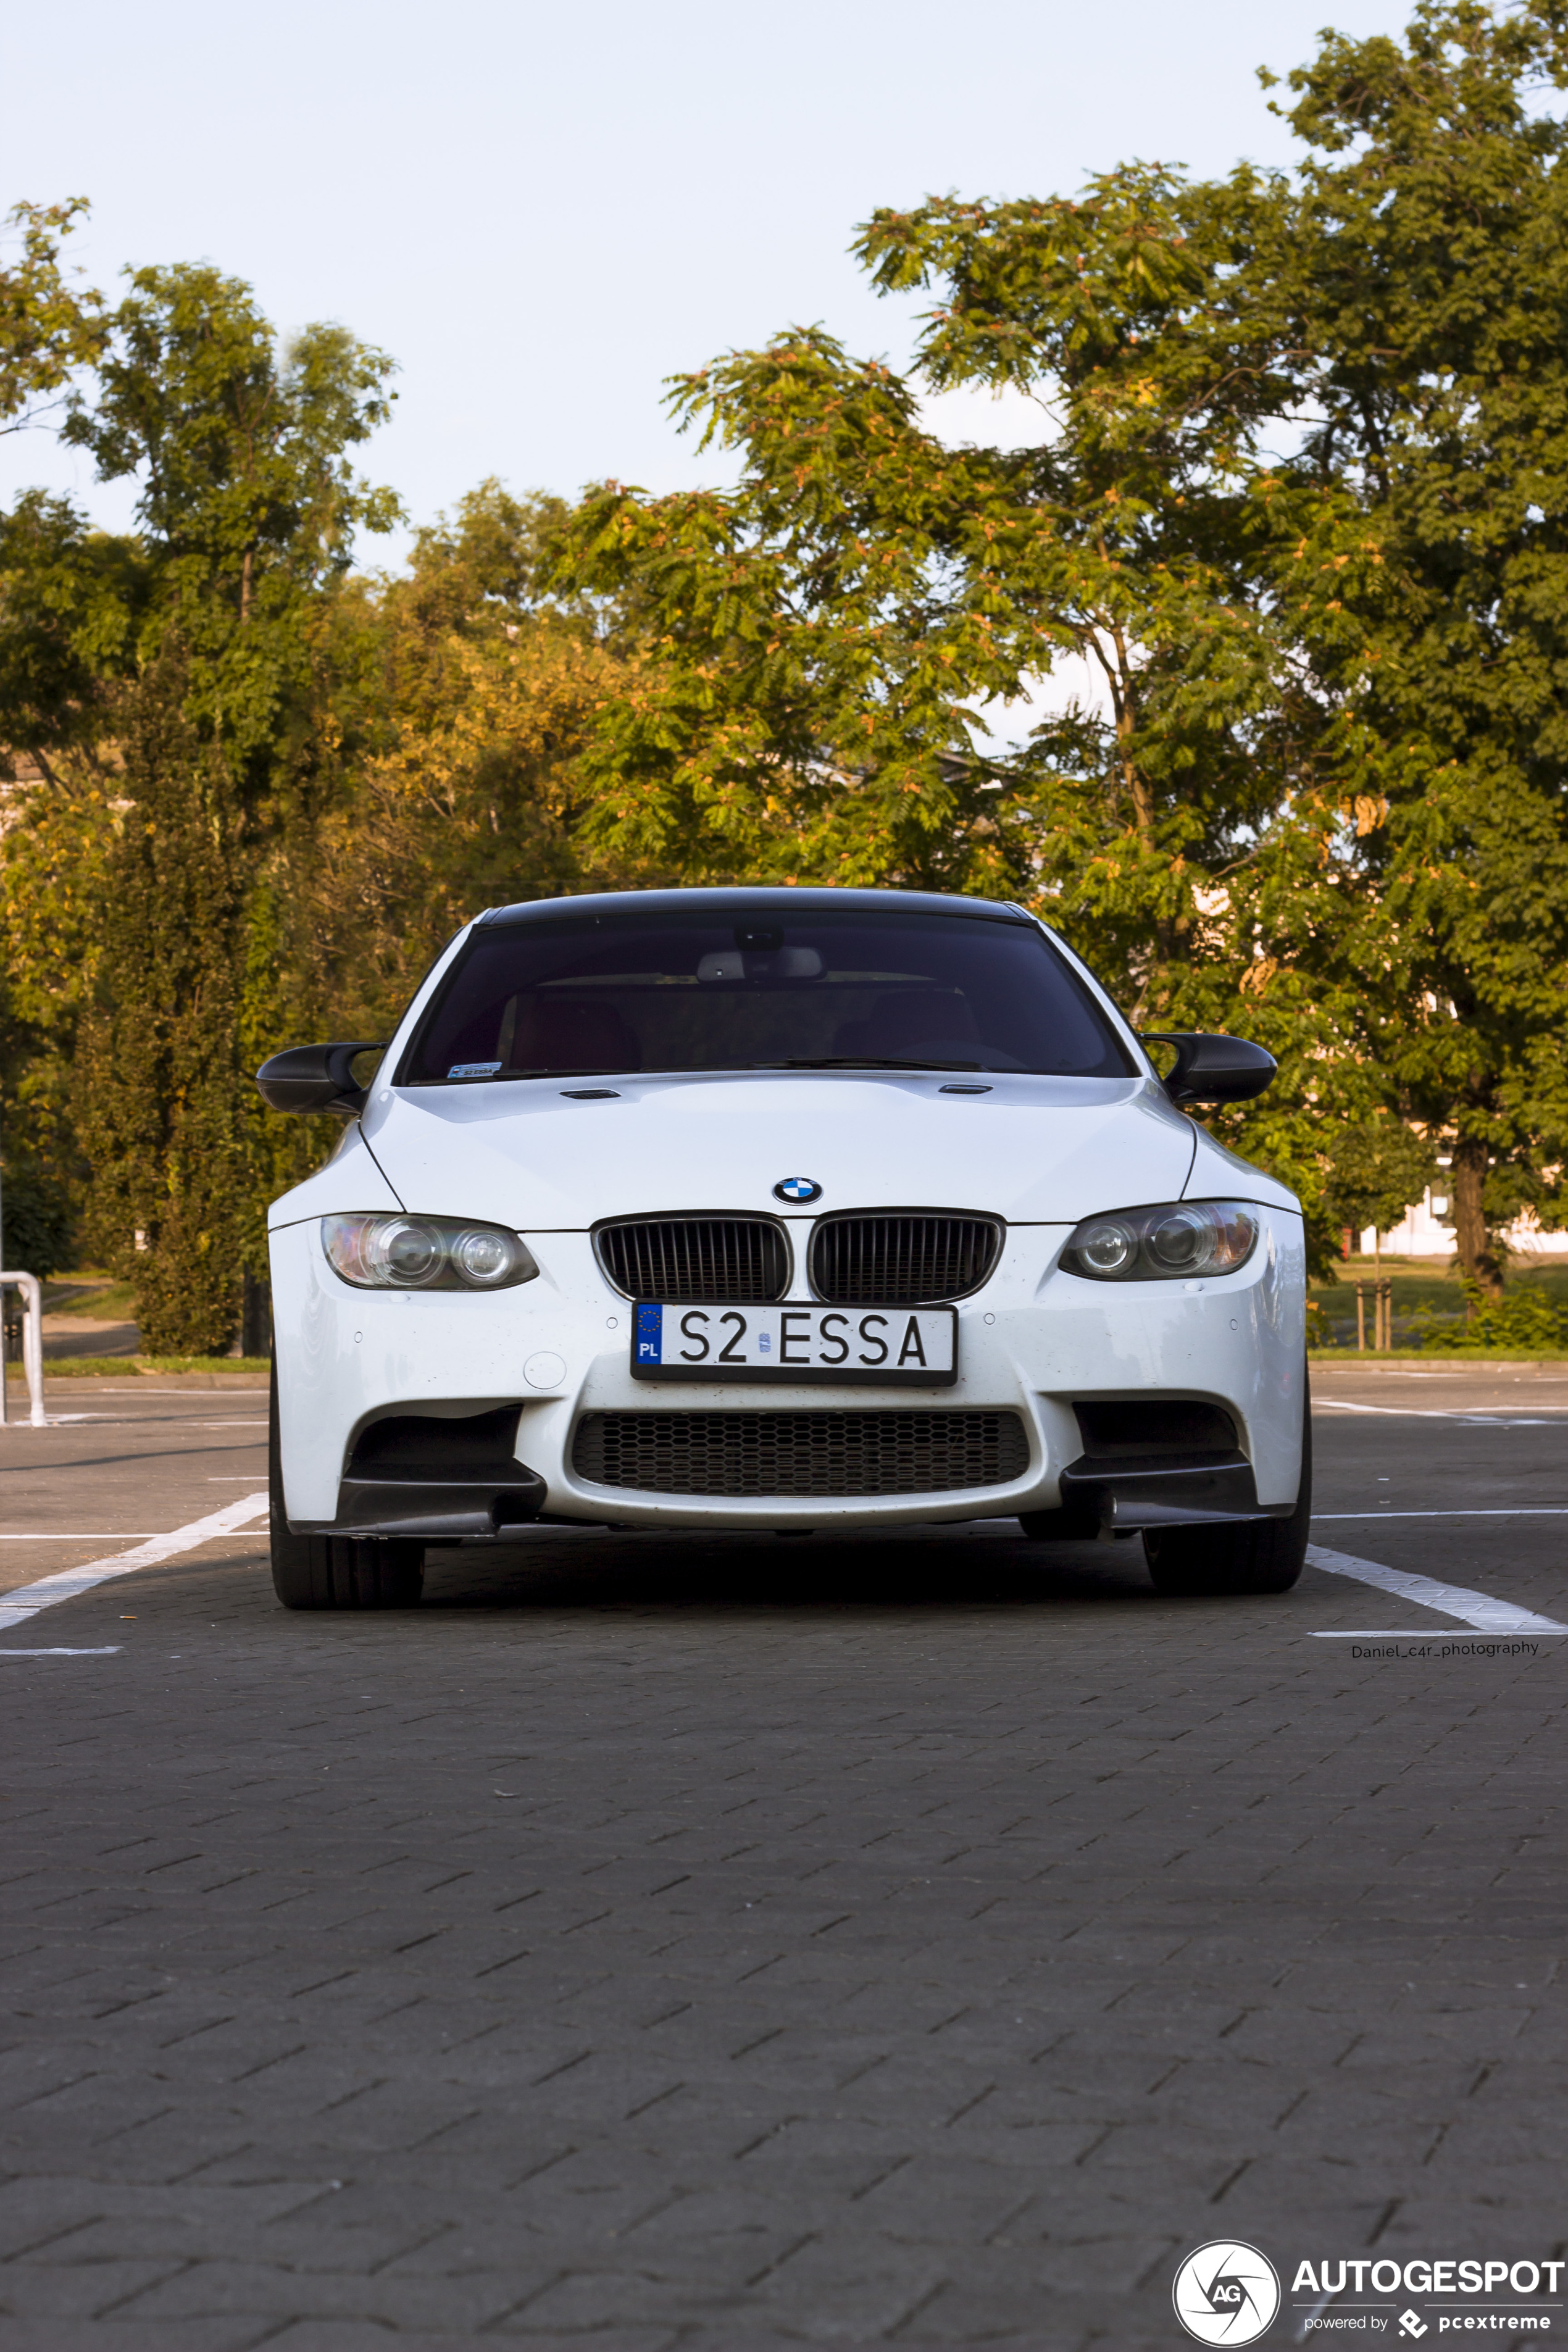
[321,1214,540,1292]
[1061,1200,1259,1283]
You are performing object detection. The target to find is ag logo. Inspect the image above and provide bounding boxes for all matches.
[1172,2241,1281,2345]
[772,1177,822,1203]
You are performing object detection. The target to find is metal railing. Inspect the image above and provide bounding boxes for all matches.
[0,1272,45,1426]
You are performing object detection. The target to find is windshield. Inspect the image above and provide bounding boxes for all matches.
[398,907,1133,1084]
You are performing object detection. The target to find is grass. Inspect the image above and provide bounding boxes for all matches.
[12,1273,267,1375]
[20,1354,271,1378]
[41,1275,138,1321]
[1310,1253,1568,1354]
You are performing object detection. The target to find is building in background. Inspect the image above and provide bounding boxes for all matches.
[1360,1178,1568,1259]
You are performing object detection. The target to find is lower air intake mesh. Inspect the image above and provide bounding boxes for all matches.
[572,1409,1029,1496]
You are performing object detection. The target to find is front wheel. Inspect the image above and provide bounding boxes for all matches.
[269,1361,424,1609]
[1143,1381,1312,1598]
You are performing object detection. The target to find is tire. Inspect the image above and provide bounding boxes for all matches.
[269,1361,424,1610]
[1143,1378,1312,1598]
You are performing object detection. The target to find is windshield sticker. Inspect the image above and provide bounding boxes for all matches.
[448,1061,503,1078]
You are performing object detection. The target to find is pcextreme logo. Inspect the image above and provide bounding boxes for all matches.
[1174,2241,1283,2345]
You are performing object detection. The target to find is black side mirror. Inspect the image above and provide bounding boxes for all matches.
[1139,1031,1277,1106]
[254,1041,390,1117]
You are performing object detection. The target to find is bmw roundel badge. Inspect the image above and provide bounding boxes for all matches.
[773,1177,823,1204]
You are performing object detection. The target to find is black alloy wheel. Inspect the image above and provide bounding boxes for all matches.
[268,1359,424,1609]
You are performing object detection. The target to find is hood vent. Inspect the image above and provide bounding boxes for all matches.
[810,1212,1003,1304]
[596,1216,790,1303]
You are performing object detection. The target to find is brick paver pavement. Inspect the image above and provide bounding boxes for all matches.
[0,1371,1564,2350]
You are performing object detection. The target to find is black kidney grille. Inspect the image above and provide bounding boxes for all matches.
[572,1409,1029,1496]
[810,1214,1003,1304]
[596,1217,789,1303]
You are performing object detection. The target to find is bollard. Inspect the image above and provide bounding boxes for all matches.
[0,1273,45,1428]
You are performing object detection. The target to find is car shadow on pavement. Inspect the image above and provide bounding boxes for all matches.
[416,1525,1163,1614]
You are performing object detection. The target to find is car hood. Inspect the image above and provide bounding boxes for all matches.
[267,1070,1296,1231]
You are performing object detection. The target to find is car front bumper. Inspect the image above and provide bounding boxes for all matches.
[269,1212,1308,1536]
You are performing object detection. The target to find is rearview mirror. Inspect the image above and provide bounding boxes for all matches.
[1139,1031,1277,1106]
[254,1041,390,1117]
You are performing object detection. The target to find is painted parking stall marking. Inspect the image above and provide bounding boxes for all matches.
[1306,1541,1568,1638]
[0,1649,122,1660]
[1316,1507,1568,1520]
[0,1491,269,1636]
[1318,1398,1558,1427]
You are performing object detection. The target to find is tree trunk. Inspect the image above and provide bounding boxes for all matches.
[1451,1137,1504,1296]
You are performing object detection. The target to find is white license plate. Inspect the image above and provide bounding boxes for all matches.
[631,1301,958,1385]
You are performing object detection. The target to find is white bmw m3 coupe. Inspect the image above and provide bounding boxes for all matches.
[257,886,1308,1609]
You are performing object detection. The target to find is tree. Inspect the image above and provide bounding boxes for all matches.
[1321,1120,1440,1259]
[0,199,104,435]
[559,0,1568,1287]
[72,650,248,1351]
[564,336,1037,895]
[0,201,110,1278]
[4,263,400,1349]
[0,491,149,1277]
[1251,0,1568,1292]
[557,184,1378,1266]
[269,482,636,1045]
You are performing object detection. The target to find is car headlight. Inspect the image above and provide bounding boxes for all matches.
[1060,1199,1259,1282]
[321,1214,540,1291]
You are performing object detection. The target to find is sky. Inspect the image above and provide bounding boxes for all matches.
[2,0,1417,562]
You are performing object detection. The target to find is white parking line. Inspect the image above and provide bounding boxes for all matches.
[0,1493,269,1634]
[1317,1399,1553,1426]
[0,1648,122,1659]
[1306,1543,1568,1634]
[0,1533,164,1540]
[1314,1508,1568,1520]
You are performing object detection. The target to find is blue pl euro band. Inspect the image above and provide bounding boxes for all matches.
[635,1303,664,1364]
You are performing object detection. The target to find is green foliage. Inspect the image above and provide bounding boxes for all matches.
[0,1159,75,1278]
[62,265,400,773]
[0,199,104,433]
[0,492,149,748]
[2,423,634,1324]
[3,265,405,1338]
[563,336,1034,894]
[11,0,1568,1304]
[38,1355,270,1375]
[70,650,248,1351]
[1411,1276,1568,1354]
[1256,0,1568,1291]
[1320,1122,1441,1252]
[555,0,1568,1283]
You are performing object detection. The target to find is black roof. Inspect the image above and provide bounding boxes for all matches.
[476,885,1033,930]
